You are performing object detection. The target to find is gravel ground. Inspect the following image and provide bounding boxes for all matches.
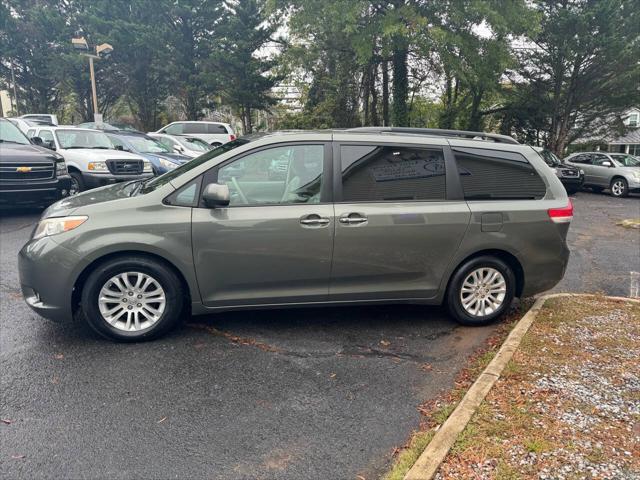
[435,296,640,480]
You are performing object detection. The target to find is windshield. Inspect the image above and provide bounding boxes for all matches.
[56,129,113,149]
[119,135,170,153]
[180,137,211,152]
[0,119,31,145]
[610,154,640,167]
[538,149,562,167]
[138,138,251,194]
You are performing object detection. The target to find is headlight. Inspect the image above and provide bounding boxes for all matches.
[88,161,108,172]
[158,158,178,170]
[33,216,88,239]
[55,161,68,176]
[143,161,153,173]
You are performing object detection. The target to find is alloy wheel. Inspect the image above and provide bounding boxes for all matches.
[611,180,625,197]
[98,272,166,332]
[459,267,507,317]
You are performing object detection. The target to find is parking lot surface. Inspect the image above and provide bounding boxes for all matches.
[1,191,638,479]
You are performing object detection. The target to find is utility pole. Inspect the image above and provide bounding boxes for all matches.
[88,56,98,117]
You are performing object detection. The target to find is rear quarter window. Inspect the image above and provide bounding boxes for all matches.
[207,124,228,134]
[183,123,208,134]
[454,149,546,200]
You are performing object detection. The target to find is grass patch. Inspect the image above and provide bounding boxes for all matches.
[381,430,435,480]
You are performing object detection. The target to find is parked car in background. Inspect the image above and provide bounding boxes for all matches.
[19,114,58,126]
[25,126,153,193]
[564,152,640,197]
[19,127,572,341]
[0,118,72,206]
[152,121,235,146]
[148,133,212,158]
[7,117,38,134]
[78,121,139,132]
[106,131,191,174]
[534,147,584,195]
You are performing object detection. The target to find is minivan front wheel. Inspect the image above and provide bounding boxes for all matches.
[81,256,184,341]
[447,256,515,326]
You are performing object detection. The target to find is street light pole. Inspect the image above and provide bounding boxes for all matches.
[87,55,99,119]
[72,36,113,122]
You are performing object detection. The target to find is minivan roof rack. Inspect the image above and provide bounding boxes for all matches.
[345,127,520,145]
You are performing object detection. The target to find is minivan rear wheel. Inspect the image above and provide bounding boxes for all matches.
[81,256,184,342]
[446,256,515,326]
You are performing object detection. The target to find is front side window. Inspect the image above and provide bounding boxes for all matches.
[456,151,546,200]
[217,144,324,206]
[592,154,611,166]
[39,130,55,144]
[340,145,446,202]
[164,123,184,135]
[569,154,592,164]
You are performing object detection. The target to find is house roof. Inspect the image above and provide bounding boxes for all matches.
[609,128,640,145]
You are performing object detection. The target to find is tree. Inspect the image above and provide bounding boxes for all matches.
[208,0,280,134]
[504,0,640,154]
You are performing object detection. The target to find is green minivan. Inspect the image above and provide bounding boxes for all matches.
[19,128,572,341]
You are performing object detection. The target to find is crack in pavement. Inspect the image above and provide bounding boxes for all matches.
[186,322,449,364]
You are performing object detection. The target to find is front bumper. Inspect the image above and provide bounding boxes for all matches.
[0,175,73,206]
[82,172,153,190]
[18,236,81,322]
[628,178,640,193]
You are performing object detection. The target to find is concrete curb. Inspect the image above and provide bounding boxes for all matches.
[403,293,639,480]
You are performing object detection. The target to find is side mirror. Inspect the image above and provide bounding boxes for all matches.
[202,183,230,208]
[114,145,125,151]
[31,136,44,146]
[602,161,612,167]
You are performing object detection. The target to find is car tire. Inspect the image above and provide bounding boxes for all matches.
[69,172,84,194]
[81,255,184,342]
[610,177,629,198]
[446,256,516,326]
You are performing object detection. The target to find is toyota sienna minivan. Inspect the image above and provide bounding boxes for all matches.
[19,128,572,341]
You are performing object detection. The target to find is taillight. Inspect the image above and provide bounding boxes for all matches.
[548,199,573,223]
[229,134,236,141]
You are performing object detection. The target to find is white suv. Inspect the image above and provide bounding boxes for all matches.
[153,121,236,146]
[26,126,153,193]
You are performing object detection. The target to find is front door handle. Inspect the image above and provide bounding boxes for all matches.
[300,214,330,227]
[339,213,368,225]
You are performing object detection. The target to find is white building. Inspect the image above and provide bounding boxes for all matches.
[607,107,640,155]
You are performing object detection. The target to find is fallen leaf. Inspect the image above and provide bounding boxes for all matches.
[54,353,64,360]
[51,376,59,384]
[11,455,25,459]
[329,373,337,379]
[421,363,433,372]
[1,419,12,425]
[157,416,167,423]
[356,475,366,480]
[380,340,390,347]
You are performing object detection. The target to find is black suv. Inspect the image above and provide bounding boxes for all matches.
[0,118,72,207]
[535,147,584,195]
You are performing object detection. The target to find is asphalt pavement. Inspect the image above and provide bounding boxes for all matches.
[1,191,638,480]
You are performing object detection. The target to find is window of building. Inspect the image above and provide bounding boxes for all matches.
[340,145,446,202]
